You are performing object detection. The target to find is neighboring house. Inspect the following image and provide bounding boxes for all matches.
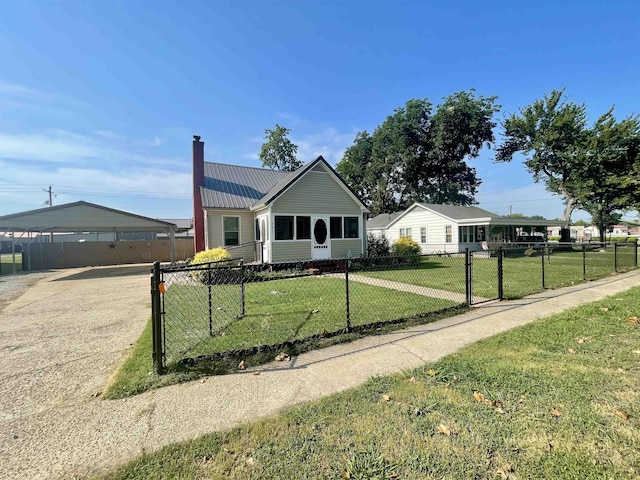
[367,203,560,253]
[192,136,369,263]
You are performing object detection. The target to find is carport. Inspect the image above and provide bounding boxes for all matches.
[0,201,178,273]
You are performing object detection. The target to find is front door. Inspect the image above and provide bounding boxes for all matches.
[260,218,269,263]
[312,216,331,259]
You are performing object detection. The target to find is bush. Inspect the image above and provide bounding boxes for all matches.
[392,237,421,256]
[189,247,234,283]
[367,233,390,257]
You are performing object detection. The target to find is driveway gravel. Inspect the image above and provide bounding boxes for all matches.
[1,265,639,479]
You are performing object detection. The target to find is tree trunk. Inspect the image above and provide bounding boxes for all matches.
[560,191,578,225]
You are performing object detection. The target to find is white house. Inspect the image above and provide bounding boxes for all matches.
[192,136,370,263]
[367,203,561,253]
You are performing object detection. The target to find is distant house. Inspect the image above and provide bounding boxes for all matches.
[192,136,369,263]
[367,203,561,253]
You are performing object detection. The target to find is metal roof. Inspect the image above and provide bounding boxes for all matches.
[0,201,177,232]
[415,203,501,221]
[201,162,290,209]
[159,218,193,231]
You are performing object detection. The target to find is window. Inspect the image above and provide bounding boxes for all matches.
[445,225,452,243]
[459,226,476,243]
[420,227,427,243]
[330,217,342,238]
[399,227,411,239]
[223,216,240,246]
[476,226,486,242]
[344,217,359,238]
[275,216,294,240]
[255,219,260,241]
[296,216,311,240]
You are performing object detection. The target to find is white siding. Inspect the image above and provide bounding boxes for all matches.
[387,207,460,254]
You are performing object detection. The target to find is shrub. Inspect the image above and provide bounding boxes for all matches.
[392,237,421,256]
[367,233,390,257]
[189,247,233,283]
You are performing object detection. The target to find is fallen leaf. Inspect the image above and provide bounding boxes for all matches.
[551,408,562,417]
[436,424,451,436]
[485,399,497,407]
[496,407,506,415]
[426,369,436,376]
[237,361,246,370]
[409,376,416,382]
[253,371,260,376]
[381,394,391,402]
[200,379,206,383]
[577,338,585,344]
[600,307,609,312]
[615,410,629,420]
[627,316,639,324]
[311,309,320,314]
[568,348,576,354]
[274,352,290,362]
[341,471,350,479]
[496,464,513,478]
[245,457,254,466]
[473,391,485,403]
[633,350,640,355]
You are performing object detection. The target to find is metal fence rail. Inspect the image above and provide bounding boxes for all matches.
[151,242,638,373]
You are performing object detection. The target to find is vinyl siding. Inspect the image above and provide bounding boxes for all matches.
[271,171,362,215]
[271,241,312,262]
[331,239,363,258]
[205,209,256,262]
[387,208,461,254]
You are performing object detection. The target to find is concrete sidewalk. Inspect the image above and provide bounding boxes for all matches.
[1,267,640,479]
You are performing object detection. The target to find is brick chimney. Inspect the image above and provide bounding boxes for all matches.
[192,135,206,253]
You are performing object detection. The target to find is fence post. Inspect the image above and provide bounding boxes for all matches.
[240,258,246,317]
[151,261,164,374]
[345,259,351,331]
[635,241,638,268]
[208,267,213,336]
[541,247,545,290]
[614,242,618,273]
[497,247,504,300]
[582,243,587,281]
[465,248,472,306]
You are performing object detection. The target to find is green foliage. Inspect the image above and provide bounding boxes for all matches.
[393,237,421,256]
[337,90,499,213]
[367,232,390,257]
[344,447,400,480]
[259,124,303,171]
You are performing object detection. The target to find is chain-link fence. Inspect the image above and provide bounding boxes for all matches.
[150,242,638,372]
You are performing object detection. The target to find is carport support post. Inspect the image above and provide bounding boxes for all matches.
[151,261,164,373]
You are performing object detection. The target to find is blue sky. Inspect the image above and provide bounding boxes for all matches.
[1,0,638,221]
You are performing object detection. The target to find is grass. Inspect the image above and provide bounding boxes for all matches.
[0,252,22,274]
[162,276,459,363]
[359,247,625,299]
[99,287,640,479]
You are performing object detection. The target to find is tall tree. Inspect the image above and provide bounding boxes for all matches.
[495,89,588,224]
[337,90,499,214]
[577,108,640,241]
[259,124,302,171]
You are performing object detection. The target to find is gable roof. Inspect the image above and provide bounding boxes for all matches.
[380,202,562,230]
[0,201,177,232]
[201,156,369,212]
[367,211,404,229]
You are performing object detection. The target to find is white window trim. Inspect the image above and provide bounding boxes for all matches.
[420,227,427,244]
[445,225,453,243]
[222,215,241,247]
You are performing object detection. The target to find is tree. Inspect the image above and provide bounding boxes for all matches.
[259,124,302,171]
[337,90,499,214]
[576,108,640,241]
[496,89,588,224]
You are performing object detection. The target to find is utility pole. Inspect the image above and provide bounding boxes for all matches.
[43,186,55,243]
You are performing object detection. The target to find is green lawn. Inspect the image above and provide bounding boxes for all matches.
[358,248,623,300]
[163,276,459,364]
[100,287,640,480]
[0,252,22,274]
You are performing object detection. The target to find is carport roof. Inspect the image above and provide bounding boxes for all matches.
[0,201,177,233]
